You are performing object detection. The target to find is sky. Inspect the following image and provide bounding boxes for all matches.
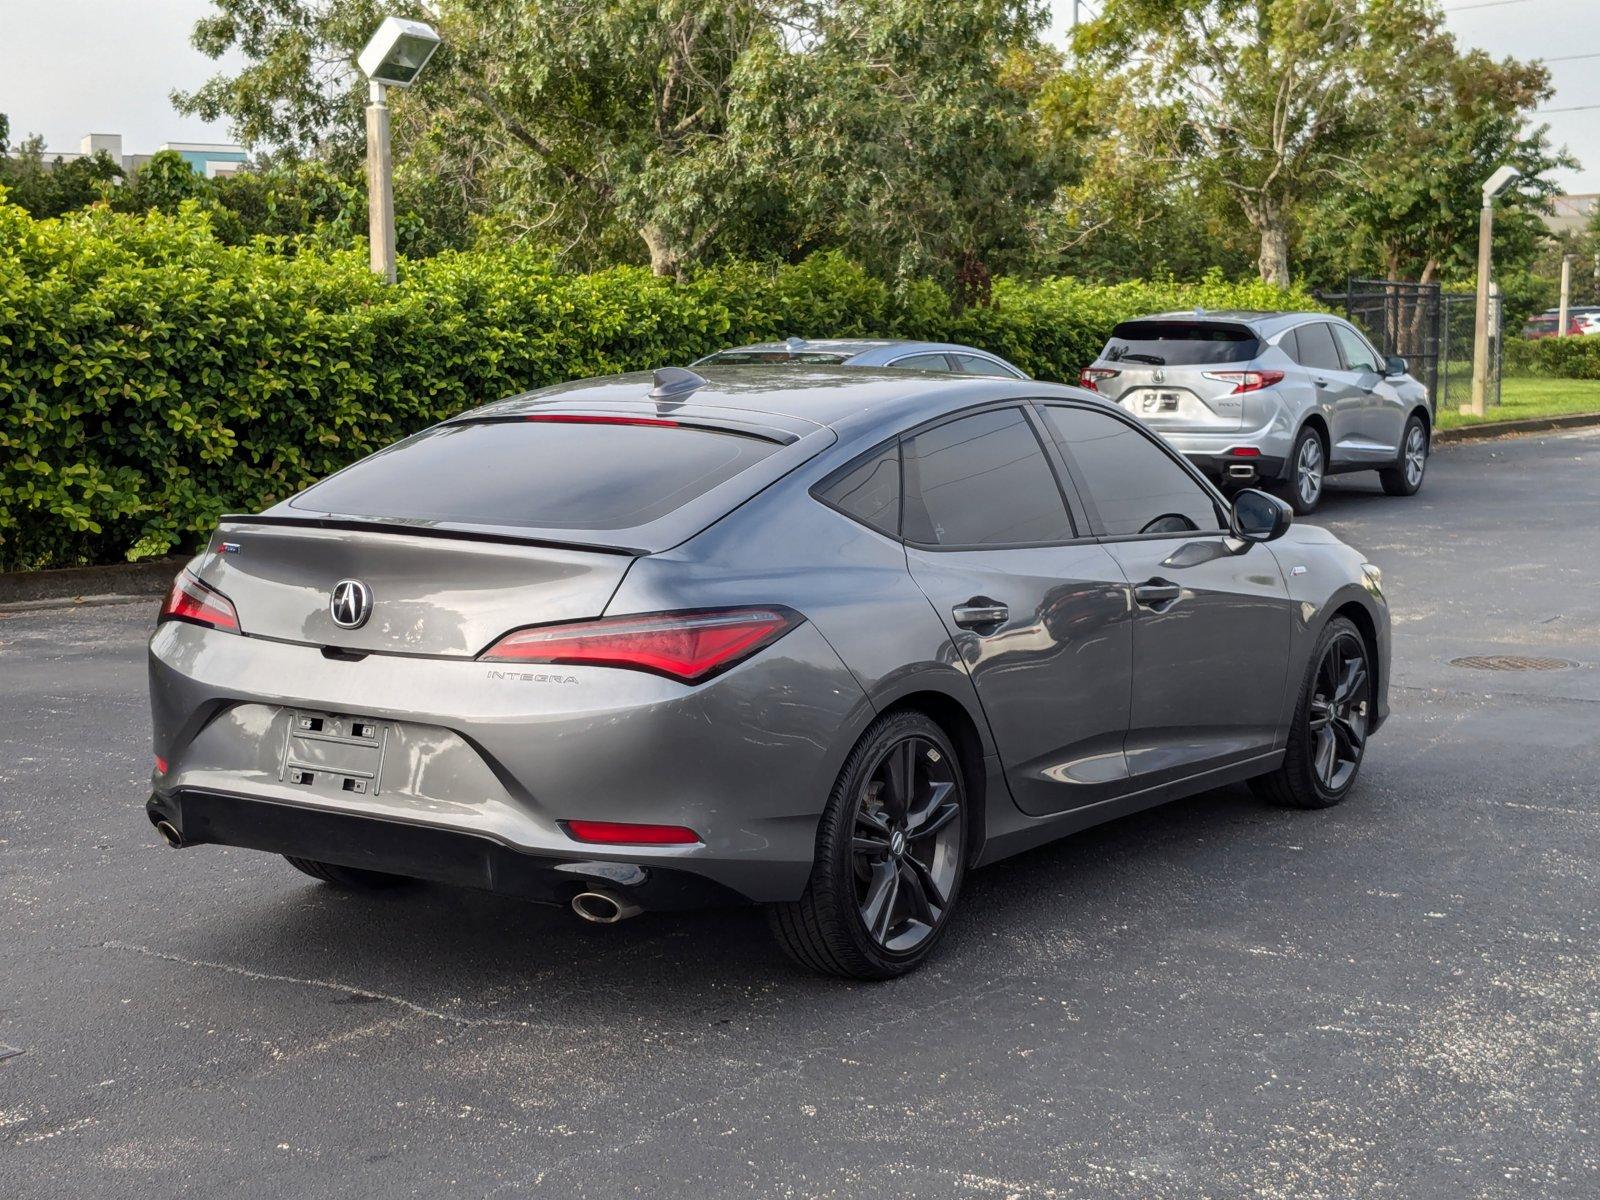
[1,0,1597,193]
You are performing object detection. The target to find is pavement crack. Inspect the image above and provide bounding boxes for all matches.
[101,940,563,1031]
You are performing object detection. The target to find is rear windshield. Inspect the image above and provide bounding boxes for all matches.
[290,420,779,531]
[1102,321,1261,366]
[702,350,851,365]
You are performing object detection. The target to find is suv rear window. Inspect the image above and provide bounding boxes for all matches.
[1101,321,1261,366]
[291,419,779,531]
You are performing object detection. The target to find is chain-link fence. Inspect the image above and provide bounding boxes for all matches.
[1439,290,1501,410]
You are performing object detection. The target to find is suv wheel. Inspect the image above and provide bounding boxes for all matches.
[1380,415,1428,496]
[769,711,967,980]
[1279,426,1326,515]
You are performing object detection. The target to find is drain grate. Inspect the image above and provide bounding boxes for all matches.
[1450,655,1578,672]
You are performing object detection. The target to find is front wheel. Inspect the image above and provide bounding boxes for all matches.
[1251,616,1373,810]
[769,711,967,980]
[1380,415,1428,496]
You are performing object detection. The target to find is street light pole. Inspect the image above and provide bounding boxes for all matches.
[1559,254,1572,336]
[356,16,442,284]
[1464,166,1519,418]
[366,81,396,284]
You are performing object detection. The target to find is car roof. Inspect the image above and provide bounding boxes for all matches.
[700,338,1013,364]
[463,365,1092,444]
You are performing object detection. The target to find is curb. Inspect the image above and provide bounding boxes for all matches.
[0,557,182,610]
[1436,411,1600,444]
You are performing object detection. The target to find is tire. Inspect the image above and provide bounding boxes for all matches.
[1251,616,1373,810]
[769,710,968,980]
[1380,414,1428,497]
[1276,425,1326,515]
[283,856,411,890]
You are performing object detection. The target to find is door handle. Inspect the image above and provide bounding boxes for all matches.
[1314,378,1331,388]
[952,599,1009,629]
[1132,579,1182,609]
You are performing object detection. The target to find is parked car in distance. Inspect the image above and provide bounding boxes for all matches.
[147,364,1389,980]
[695,337,1027,378]
[1525,308,1600,338]
[1079,311,1432,514]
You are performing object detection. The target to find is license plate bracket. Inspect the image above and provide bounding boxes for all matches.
[280,710,389,796]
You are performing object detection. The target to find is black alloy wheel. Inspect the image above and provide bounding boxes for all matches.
[1252,616,1373,810]
[770,710,968,979]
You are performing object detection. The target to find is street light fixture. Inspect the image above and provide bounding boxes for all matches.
[1464,165,1519,417]
[358,17,442,282]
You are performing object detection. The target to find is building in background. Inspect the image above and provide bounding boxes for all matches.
[29,133,248,179]
[1544,193,1598,237]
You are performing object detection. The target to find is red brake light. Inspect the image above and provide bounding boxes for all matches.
[1079,367,1119,392]
[523,414,681,428]
[1226,446,1261,458]
[564,820,701,846]
[480,607,801,683]
[153,755,169,775]
[159,571,240,633]
[1202,370,1285,394]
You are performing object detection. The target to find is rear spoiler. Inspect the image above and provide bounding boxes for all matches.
[216,514,647,557]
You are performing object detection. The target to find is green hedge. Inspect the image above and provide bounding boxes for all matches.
[0,198,1314,571]
[1503,334,1600,381]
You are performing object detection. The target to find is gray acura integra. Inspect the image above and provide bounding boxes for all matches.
[148,365,1390,979]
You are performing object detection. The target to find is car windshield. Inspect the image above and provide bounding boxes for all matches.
[290,419,779,531]
[701,350,853,364]
[1102,321,1261,366]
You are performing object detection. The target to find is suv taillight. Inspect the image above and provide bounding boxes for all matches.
[1202,369,1285,394]
[158,571,240,633]
[1079,367,1119,392]
[479,607,801,683]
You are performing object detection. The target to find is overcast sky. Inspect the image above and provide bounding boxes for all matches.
[2,0,1596,192]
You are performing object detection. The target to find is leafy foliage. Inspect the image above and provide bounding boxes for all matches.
[1504,335,1600,381]
[0,196,1310,571]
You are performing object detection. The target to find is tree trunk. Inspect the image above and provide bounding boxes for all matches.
[1255,202,1291,288]
[641,224,680,278]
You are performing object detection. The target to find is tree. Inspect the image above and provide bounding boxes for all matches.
[1072,0,1435,286]
[0,122,124,218]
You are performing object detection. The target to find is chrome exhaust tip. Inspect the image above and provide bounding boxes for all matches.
[1227,464,1258,480]
[571,889,642,924]
[154,819,185,848]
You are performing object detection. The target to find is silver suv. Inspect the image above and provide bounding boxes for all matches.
[1080,311,1432,513]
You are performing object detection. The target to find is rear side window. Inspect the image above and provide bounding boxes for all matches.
[291,420,779,531]
[1040,405,1223,537]
[816,444,900,537]
[1102,321,1261,366]
[890,353,954,372]
[1291,322,1343,372]
[902,408,1073,547]
[953,353,1019,378]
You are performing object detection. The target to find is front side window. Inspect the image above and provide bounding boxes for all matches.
[1039,405,1222,537]
[1332,325,1381,373]
[901,408,1073,547]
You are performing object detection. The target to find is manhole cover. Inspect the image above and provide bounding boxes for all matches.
[1450,655,1577,672]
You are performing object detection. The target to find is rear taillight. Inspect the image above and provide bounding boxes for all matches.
[1079,367,1119,392]
[158,571,240,633]
[564,820,701,846]
[479,607,801,683]
[1225,446,1261,458]
[1202,370,1285,394]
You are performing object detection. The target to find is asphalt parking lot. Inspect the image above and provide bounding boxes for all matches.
[3,428,1598,1199]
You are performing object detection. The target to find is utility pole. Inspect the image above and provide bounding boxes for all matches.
[1465,166,1519,418]
[1559,254,1572,335]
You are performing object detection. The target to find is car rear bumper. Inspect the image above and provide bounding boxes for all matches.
[147,618,873,906]
[1183,450,1287,485]
[146,788,743,909]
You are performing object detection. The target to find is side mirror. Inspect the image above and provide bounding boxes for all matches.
[1229,488,1292,544]
[1384,354,1407,377]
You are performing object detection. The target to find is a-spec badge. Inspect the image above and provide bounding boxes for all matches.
[330,579,373,630]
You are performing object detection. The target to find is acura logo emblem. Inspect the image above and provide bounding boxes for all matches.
[1152,368,1166,383]
[330,579,373,629]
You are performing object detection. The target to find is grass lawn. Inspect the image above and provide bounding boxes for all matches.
[1435,376,1600,430]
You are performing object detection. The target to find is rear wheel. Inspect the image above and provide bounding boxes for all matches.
[1380,415,1428,496]
[1251,617,1373,810]
[283,856,411,890]
[769,711,967,980]
[1278,426,1326,515]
